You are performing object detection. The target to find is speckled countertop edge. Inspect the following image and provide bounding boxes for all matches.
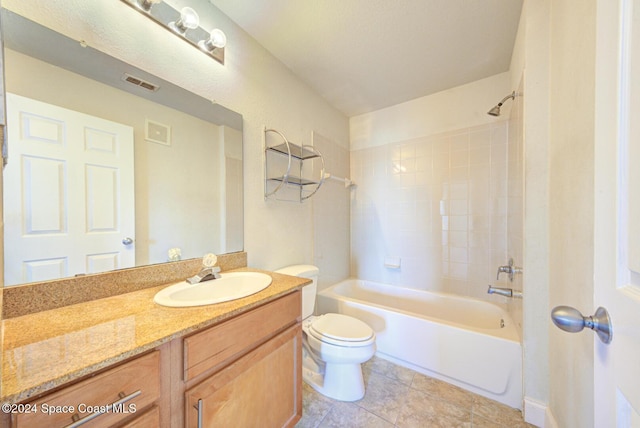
[1,268,309,403]
[3,252,249,319]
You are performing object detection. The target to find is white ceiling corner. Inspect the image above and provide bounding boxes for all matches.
[210,0,523,117]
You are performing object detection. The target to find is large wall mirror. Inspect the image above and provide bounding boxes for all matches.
[1,9,244,286]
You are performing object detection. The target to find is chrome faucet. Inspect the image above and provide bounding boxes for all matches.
[187,253,221,284]
[487,285,523,299]
[496,258,522,282]
[187,266,221,284]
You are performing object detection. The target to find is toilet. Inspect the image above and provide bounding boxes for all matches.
[275,265,375,401]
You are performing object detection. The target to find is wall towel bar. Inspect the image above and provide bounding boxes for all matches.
[323,173,356,188]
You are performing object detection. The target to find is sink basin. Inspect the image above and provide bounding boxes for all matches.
[154,272,273,307]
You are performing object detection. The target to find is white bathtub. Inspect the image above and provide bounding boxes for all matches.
[316,279,523,409]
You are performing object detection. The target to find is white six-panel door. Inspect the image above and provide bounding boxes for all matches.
[3,93,135,286]
[594,0,640,425]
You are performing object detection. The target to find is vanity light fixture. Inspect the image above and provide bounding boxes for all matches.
[135,0,161,12]
[169,7,199,35]
[199,28,227,52]
[120,0,226,64]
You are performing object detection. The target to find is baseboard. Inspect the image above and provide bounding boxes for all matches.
[524,397,558,428]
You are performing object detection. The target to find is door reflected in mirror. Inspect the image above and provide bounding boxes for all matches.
[1,9,243,286]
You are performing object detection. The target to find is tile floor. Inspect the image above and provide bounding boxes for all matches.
[296,356,534,428]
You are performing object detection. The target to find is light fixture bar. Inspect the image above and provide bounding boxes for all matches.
[120,0,225,65]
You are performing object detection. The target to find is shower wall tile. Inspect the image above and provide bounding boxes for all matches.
[351,121,510,301]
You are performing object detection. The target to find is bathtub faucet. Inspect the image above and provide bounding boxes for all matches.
[495,258,522,282]
[487,285,523,299]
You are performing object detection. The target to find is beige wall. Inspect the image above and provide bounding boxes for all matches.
[548,1,597,426]
[350,72,511,151]
[312,132,351,290]
[2,0,350,280]
[511,0,599,426]
[507,76,524,334]
[509,1,552,423]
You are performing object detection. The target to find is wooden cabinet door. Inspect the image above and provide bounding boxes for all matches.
[184,324,302,428]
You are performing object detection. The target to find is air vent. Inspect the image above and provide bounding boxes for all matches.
[122,73,160,92]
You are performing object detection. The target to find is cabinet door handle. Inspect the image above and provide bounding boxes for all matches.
[196,399,203,428]
[64,390,141,427]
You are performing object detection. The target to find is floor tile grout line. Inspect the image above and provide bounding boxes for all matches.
[298,356,529,428]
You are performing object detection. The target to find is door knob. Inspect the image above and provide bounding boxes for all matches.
[122,237,134,245]
[551,305,612,344]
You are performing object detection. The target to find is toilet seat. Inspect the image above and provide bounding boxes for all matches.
[307,313,375,347]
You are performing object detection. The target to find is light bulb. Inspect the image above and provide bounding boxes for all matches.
[170,7,199,33]
[199,28,226,52]
[208,29,227,48]
[178,7,199,29]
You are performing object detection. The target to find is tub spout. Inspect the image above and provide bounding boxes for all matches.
[487,285,522,299]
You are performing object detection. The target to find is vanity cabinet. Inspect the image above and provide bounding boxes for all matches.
[5,289,303,428]
[11,350,166,427]
[181,291,302,428]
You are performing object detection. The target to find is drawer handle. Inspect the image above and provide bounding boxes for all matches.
[64,390,141,428]
[195,399,203,428]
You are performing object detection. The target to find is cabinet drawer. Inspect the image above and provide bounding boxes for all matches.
[14,351,160,428]
[118,406,160,428]
[184,291,301,381]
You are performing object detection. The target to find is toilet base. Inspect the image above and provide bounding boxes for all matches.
[302,354,366,401]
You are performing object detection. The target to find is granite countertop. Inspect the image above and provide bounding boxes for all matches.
[1,268,309,403]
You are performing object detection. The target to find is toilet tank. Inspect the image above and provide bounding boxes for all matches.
[274,265,319,319]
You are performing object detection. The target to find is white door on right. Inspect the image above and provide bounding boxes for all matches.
[594,0,640,425]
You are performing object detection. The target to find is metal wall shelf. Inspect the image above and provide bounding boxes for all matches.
[267,143,320,160]
[268,176,319,186]
[264,128,325,202]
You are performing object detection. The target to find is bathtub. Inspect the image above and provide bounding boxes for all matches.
[316,279,522,409]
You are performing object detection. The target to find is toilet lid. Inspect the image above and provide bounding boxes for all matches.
[309,313,374,343]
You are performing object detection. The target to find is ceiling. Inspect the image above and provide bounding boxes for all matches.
[210,0,523,117]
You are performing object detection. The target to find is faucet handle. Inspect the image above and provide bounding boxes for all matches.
[496,258,522,282]
[496,265,511,280]
[203,253,218,268]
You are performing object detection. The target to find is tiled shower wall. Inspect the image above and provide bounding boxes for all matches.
[350,121,512,302]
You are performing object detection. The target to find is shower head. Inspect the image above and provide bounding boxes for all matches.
[487,105,502,116]
[487,91,516,117]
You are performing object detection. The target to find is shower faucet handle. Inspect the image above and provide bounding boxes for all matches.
[495,258,522,282]
[496,265,511,280]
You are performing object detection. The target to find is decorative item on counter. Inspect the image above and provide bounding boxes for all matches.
[202,253,218,267]
[168,247,182,262]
